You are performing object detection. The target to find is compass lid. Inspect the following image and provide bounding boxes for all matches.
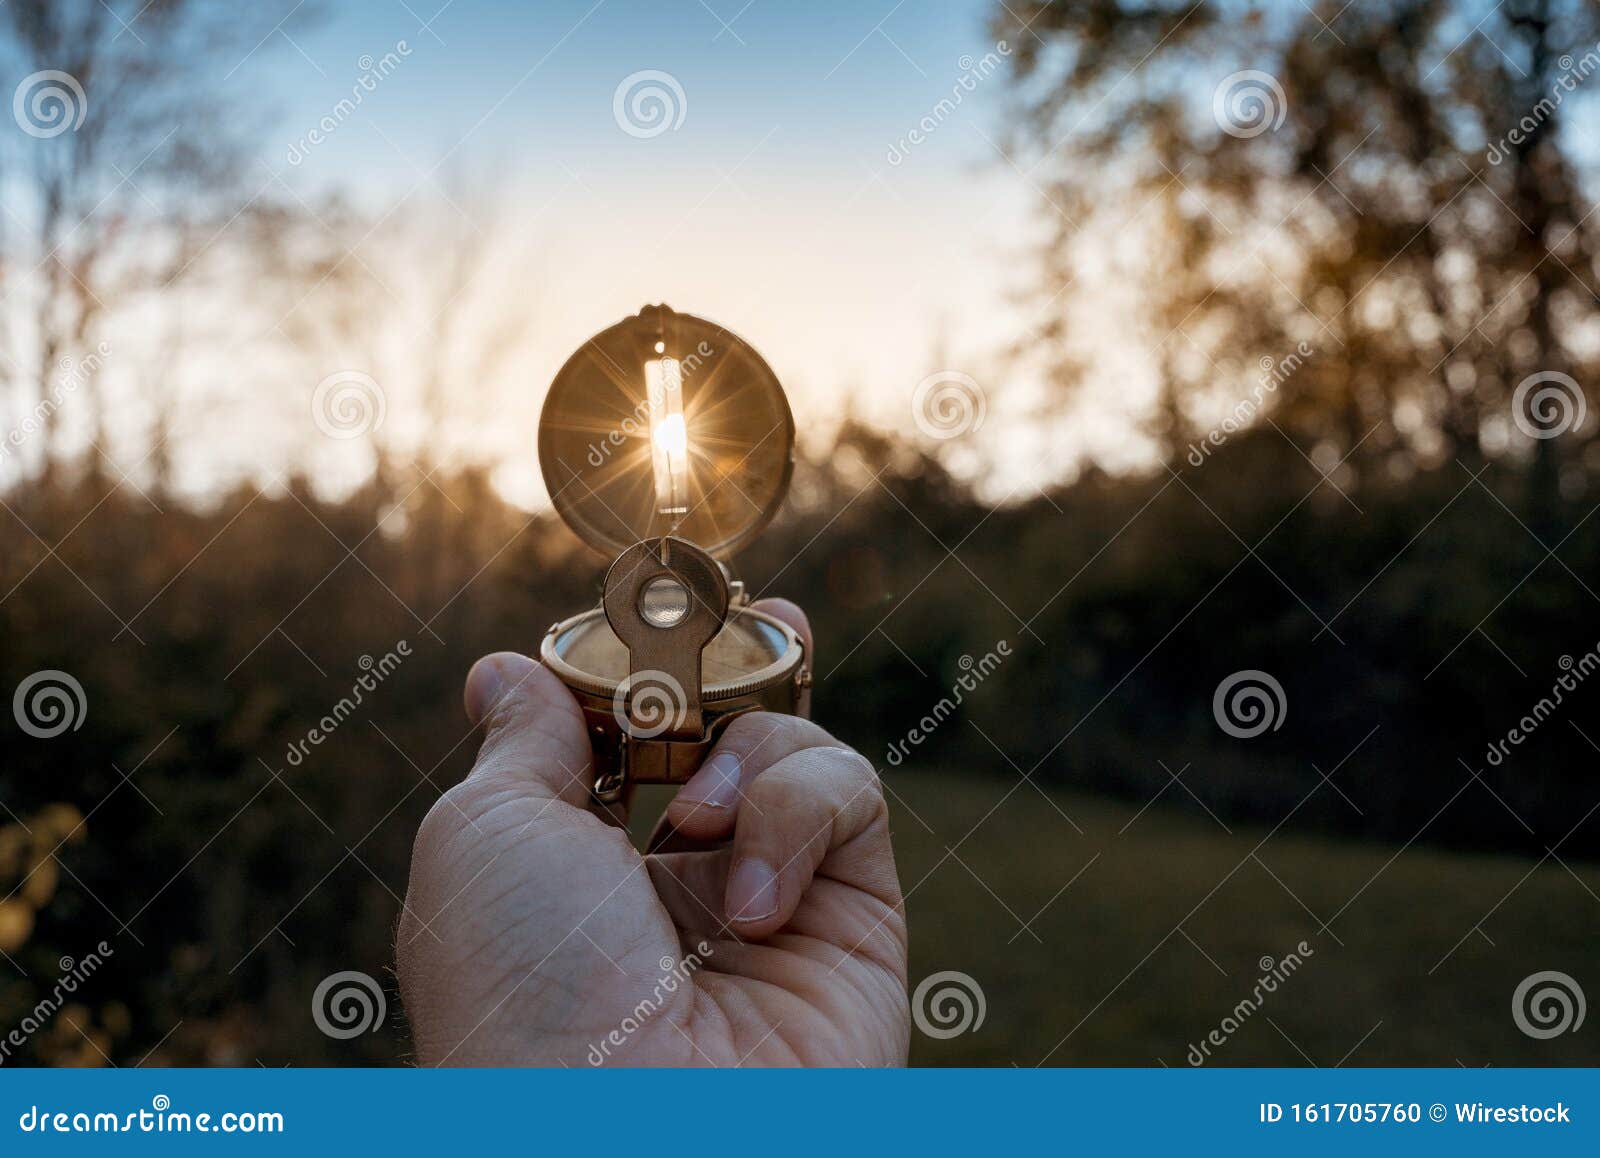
[538,305,795,557]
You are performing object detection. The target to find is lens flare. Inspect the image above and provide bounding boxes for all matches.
[646,356,689,515]
[538,304,794,556]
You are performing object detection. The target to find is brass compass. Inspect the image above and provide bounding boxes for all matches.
[537,305,810,815]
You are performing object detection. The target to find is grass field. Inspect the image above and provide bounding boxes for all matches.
[808,769,1597,1067]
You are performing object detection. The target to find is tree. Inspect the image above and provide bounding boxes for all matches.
[993,0,1599,507]
[0,0,312,493]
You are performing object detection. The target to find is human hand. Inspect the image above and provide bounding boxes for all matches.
[396,601,909,1066]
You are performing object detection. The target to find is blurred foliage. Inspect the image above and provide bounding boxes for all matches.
[0,424,1596,1065]
[994,0,1600,508]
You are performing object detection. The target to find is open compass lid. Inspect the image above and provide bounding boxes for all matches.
[538,305,796,558]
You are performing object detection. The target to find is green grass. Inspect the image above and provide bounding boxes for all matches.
[874,770,1596,1066]
[634,770,1598,1066]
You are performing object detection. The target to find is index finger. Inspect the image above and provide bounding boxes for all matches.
[662,711,841,840]
[659,598,818,836]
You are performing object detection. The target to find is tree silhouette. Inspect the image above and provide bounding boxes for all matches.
[994,0,1599,512]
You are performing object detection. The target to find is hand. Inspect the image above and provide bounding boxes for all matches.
[396,601,909,1066]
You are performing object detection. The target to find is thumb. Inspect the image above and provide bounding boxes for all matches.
[463,651,592,807]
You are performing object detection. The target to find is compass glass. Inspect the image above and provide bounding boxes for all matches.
[554,610,791,690]
[538,305,795,556]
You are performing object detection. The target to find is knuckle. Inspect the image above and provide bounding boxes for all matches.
[756,744,883,815]
[723,710,831,753]
[751,767,814,813]
[815,744,880,788]
[817,746,887,818]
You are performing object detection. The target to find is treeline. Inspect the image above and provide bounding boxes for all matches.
[1,426,1596,1064]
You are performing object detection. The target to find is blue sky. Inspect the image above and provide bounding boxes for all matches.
[220,0,1071,501]
[261,0,1007,185]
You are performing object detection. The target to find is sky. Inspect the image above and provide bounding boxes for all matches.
[224,0,1094,505]
[11,0,1593,506]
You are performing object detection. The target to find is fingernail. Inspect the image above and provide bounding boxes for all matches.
[683,752,742,811]
[726,857,779,923]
